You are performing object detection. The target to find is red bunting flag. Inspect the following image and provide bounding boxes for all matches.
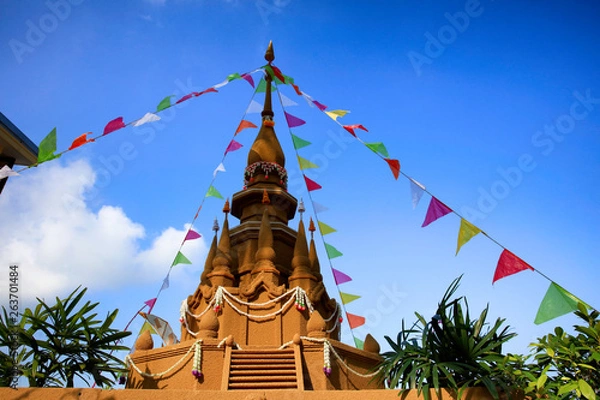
[493,249,534,283]
[68,132,94,150]
[271,65,286,83]
[313,100,327,111]
[347,313,366,329]
[343,124,368,137]
[225,140,243,154]
[304,175,322,191]
[235,120,258,135]
[332,268,352,284]
[284,112,306,128]
[176,92,195,104]
[291,83,302,96]
[144,298,157,313]
[198,87,218,96]
[422,197,453,227]
[241,73,255,88]
[103,117,126,136]
[385,158,400,179]
[184,229,201,241]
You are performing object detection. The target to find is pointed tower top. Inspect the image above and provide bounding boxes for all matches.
[265,41,275,64]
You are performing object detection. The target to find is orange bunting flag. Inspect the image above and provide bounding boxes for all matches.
[235,120,257,135]
[291,83,302,96]
[343,124,368,137]
[493,249,534,283]
[68,132,94,150]
[304,175,322,191]
[103,117,126,136]
[456,219,482,255]
[347,313,366,329]
[384,158,400,179]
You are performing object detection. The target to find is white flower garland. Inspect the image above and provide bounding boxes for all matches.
[126,339,202,378]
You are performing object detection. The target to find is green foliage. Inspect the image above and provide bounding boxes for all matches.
[523,304,600,399]
[380,276,518,400]
[0,287,131,388]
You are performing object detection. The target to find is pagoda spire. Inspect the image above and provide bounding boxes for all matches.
[290,218,312,278]
[308,217,323,280]
[208,202,234,287]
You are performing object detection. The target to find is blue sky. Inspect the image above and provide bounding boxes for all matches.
[1,0,599,366]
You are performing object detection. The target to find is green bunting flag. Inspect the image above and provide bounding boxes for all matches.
[256,79,276,93]
[297,156,318,170]
[206,185,224,199]
[156,95,173,112]
[324,243,343,259]
[38,127,60,164]
[365,142,389,158]
[291,134,311,150]
[227,72,241,81]
[354,337,364,350]
[318,221,337,235]
[534,282,585,324]
[172,251,192,267]
[340,292,361,305]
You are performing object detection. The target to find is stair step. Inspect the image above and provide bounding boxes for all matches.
[231,353,294,359]
[231,359,294,365]
[228,381,298,389]
[231,364,295,370]
[230,369,296,376]
[230,375,297,383]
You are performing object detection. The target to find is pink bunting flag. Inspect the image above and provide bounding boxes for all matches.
[493,249,534,283]
[241,73,255,88]
[225,140,243,154]
[103,117,126,136]
[385,158,400,180]
[304,175,322,191]
[284,111,306,128]
[184,229,201,241]
[144,298,157,312]
[332,267,352,284]
[422,197,453,227]
[343,124,368,137]
[313,100,327,111]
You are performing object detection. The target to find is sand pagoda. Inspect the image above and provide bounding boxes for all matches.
[125,43,383,391]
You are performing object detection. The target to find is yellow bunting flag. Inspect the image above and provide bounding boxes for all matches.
[340,292,361,305]
[324,109,350,121]
[456,218,482,255]
[297,155,318,170]
[139,321,157,335]
[318,221,337,235]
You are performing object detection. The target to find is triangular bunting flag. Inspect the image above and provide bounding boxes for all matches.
[456,219,482,255]
[347,313,365,329]
[206,185,224,199]
[156,95,173,112]
[38,127,60,163]
[297,156,318,170]
[225,139,243,154]
[270,65,287,83]
[139,321,157,335]
[280,93,298,107]
[324,109,350,121]
[534,283,583,324]
[68,132,94,150]
[246,100,263,114]
[255,79,276,93]
[353,337,364,349]
[144,298,157,311]
[332,268,352,284]
[313,100,327,111]
[132,112,161,127]
[212,163,226,178]
[291,134,311,150]
[235,120,257,135]
[198,87,218,96]
[421,197,453,227]
[103,117,126,136]
[304,175,322,191]
[291,83,302,96]
[324,243,343,259]
[318,221,337,235]
[313,201,328,214]
[365,142,389,157]
[384,158,400,180]
[343,124,368,137]
[227,72,241,81]
[175,92,195,104]
[0,165,19,180]
[340,292,361,305]
[172,251,192,267]
[493,249,534,283]
[184,229,201,241]
[241,73,255,88]
[161,275,170,291]
[409,178,426,209]
[284,111,306,128]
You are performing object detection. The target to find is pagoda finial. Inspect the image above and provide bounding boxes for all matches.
[265,40,275,64]
[298,198,305,220]
[223,198,230,214]
[308,216,316,238]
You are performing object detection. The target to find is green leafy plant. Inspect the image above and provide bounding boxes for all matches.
[380,276,518,400]
[0,286,131,387]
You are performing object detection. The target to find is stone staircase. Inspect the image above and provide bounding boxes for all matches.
[223,348,304,390]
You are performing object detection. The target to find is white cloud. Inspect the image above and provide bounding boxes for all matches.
[0,159,206,304]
